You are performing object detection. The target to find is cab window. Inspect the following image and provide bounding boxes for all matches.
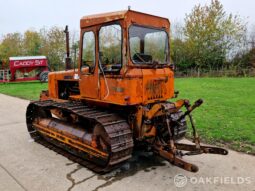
[81,31,95,73]
[99,24,122,72]
[129,25,169,65]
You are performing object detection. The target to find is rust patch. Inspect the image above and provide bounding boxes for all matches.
[145,80,164,100]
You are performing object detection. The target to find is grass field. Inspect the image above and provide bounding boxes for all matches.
[174,78,255,154]
[0,78,254,154]
[0,81,47,100]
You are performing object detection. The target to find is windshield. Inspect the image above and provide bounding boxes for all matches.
[129,25,169,65]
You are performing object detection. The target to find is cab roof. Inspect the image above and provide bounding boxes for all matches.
[80,10,170,29]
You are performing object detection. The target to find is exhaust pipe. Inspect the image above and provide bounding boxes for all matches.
[64,25,72,70]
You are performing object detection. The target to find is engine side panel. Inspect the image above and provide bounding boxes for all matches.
[48,70,79,99]
[96,68,174,105]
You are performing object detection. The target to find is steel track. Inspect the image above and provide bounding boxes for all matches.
[26,100,134,173]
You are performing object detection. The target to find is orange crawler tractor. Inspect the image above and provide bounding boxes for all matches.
[26,10,228,173]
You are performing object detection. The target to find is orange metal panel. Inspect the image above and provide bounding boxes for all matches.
[80,10,169,29]
[80,10,127,28]
[142,68,174,103]
[48,70,78,99]
[49,10,173,106]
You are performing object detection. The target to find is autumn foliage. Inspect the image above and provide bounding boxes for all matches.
[0,27,78,71]
[171,0,251,75]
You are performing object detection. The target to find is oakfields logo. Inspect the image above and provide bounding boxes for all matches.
[174,174,252,187]
[174,174,188,187]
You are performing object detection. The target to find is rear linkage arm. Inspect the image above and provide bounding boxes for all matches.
[153,99,228,173]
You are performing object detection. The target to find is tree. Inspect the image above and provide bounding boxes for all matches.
[0,26,75,71]
[171,21,194,71]
[71,41,79,68]
[231,26,255,71]
[23,30,42,55]
[40,26,66,71]
[0,33,23,66]
[180,0,247,73]
[70,29,79,68]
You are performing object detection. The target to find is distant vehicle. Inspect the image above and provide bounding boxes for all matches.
[0,56,49,82]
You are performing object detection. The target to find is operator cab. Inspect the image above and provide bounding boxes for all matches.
[80,10,170,72]
[77,10,174,105]
[48,10,174,105]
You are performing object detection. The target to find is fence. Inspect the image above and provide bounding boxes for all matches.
[174,69,255,77]
[0,70,10,82]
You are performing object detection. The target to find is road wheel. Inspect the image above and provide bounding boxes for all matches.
[39,71,49,82]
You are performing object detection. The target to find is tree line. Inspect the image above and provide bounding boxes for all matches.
[171,0,255,76]
[0,27,79,71]
[0,0,254,76]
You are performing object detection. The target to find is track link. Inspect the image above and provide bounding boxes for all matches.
[26,100,134,173]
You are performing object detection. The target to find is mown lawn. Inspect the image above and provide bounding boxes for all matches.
[174,78,255,154]
[0,81,47,100]
[0,78,254,154]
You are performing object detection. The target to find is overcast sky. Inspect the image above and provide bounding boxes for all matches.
[1,0,255,36]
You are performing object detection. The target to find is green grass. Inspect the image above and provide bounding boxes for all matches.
[174,78,255,154]
[0,81,47,100]
[0,78,254,154]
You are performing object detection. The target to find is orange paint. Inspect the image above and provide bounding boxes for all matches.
[47,10,174,106]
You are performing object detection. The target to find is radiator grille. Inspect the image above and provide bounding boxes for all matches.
[145,80,164,100]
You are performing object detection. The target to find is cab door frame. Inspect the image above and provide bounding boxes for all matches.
[78,27,99,99]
